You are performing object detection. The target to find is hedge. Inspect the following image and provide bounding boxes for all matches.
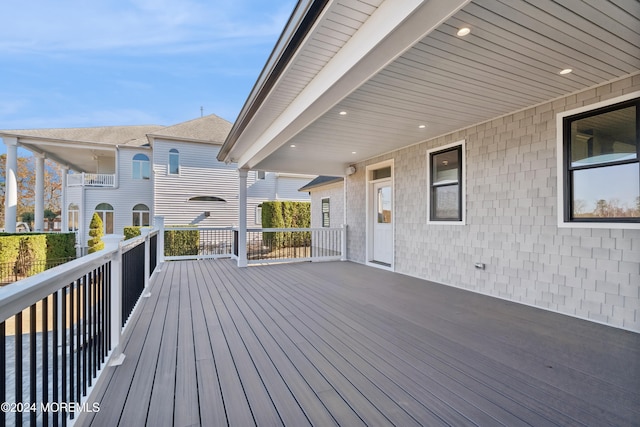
[124,226,142,240]
[0,232,76,282]
[164,226,199,256]
[261,201,310,248]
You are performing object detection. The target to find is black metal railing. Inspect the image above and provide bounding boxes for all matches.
[0,260,111,426]
[121,242,145,328]
[0,257,76,286]
[149,234,157,277]
[164,227,234,260]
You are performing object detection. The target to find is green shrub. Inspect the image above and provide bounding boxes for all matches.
[164,226,199,256]
[16,235,47,276]
[124,226,142,240]
[45,233,76,260]
[88,213,105,253]
[261,201,311,248]
[0,235,22,279]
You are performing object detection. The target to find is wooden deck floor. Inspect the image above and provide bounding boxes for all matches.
[80,259,640,426]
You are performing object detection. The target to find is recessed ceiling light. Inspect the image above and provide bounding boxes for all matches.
[351,151,357,154]
[559,68,573,75]
[457,27,471,37]
[418,124,426,129]
[290,144,296,148]
[339,111,347,115]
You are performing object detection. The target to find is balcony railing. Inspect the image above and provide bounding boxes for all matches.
[67,173,116,188]
[0,229,159,426]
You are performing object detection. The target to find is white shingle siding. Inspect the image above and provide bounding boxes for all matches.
[308,181,344,228]
[345,75,640,332]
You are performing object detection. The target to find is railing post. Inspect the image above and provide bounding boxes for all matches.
[154,216,165,264]
[104,235,125,366]
[141,228,151,298]
[237,170,248,267]
[341,224,347,261]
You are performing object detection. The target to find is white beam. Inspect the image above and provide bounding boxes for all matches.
[34,153,45,231]
[237,169,248,268]
[4,137,18,232]
[236,0,471,170]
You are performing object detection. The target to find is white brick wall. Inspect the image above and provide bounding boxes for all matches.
[345,76,640,332]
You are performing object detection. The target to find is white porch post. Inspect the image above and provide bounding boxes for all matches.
[154,216,165,264]
[34,153,45,231]
[4,137,18,233]
[237,169,248,267]
[61,166,69,232]
[104,234,126,366]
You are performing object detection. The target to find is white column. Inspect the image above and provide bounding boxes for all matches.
[61,166,69,232]
[154,216,165,264]
[104,234,126,366]
[34,153,45,231]
[4,137,18,232]
[237,169,248,267]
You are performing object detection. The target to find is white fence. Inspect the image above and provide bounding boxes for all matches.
[67,173,116,188]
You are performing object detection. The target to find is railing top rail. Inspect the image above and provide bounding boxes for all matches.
[247,227,344,232]
[164,226,236,231]
[121,227,159,253]
[0,246,118,323]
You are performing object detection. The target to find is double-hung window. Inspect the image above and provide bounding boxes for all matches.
[559,95,639,226]
[132,153,150,179]
[427,141,465,223]
[321,198,330,227]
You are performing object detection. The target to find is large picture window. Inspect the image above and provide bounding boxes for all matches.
[562,97,639,224]
[427,142,465,223]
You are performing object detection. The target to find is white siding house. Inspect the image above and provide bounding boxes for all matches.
[1,114,314,250]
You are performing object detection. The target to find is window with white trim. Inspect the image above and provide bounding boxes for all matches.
[95,203,114,234]
[132,203,150,226]
[255,205,262,225]
[68,203,79,231]
[132,153,150,179]
[427,141,465,223]
[321,198,330,227]
[168,149,180,175]
[561,97,639,224]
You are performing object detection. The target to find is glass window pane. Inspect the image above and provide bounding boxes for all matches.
[132,213,140,227]
[169,153,179,174]
[133,161,141,179]
[571,105,637,167]
[372,167,391,180]
[432,149,459,185]
[377,187,392,223]
[142,212,150,226]
[142,162,150,179]
[433,185,459,220]
[105,212,114,234]
[572,163,640,218]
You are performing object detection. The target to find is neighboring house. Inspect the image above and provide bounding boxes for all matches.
[1,115,313,250]
[299,176,345,229]
[218,1,640,332]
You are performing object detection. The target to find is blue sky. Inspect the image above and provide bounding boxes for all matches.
[0,0,295,155]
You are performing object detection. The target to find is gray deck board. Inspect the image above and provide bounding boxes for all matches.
[80,259,640,427]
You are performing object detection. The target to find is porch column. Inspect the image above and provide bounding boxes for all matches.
[34,153,45,231]
[3,137,18,233]
[60,166,69,232]
[237,169,248,267]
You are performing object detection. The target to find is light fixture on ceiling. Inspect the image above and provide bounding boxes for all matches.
[351,151,357,154]
[339,111,347,115]
[456,27,471,37]
[418,124,426,129]
[290,144,296,148]
[559,68,573,75]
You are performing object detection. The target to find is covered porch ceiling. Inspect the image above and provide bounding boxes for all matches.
[219,0,640,176]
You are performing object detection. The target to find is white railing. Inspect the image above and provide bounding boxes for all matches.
[0,229,159,426]
[67,173,116,188]
[246,226,346,264]
[163,226,235,261]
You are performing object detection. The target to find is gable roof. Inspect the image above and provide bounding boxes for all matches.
[146,114,232,145]
[299,176,343,191]
[0,125,164,147]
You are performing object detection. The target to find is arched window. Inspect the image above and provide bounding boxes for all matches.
[68,203,79,231]
[95,203,114,234]
[168,149,179,175]
[132,153,150,179]
[132,204,150,226]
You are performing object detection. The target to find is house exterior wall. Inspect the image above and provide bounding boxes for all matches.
[308,181,344,228]
[152,139,313,227]
[68,147,154,247]
[345,75,640,331]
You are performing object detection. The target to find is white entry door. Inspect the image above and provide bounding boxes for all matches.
[372,181,393,265]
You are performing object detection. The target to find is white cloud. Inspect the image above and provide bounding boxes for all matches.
[0,0,294,54]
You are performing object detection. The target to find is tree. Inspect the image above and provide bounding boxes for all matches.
[88,213,105,253]
[44,209,58,230]
[0,154,62,228]
[20,212,34,230]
